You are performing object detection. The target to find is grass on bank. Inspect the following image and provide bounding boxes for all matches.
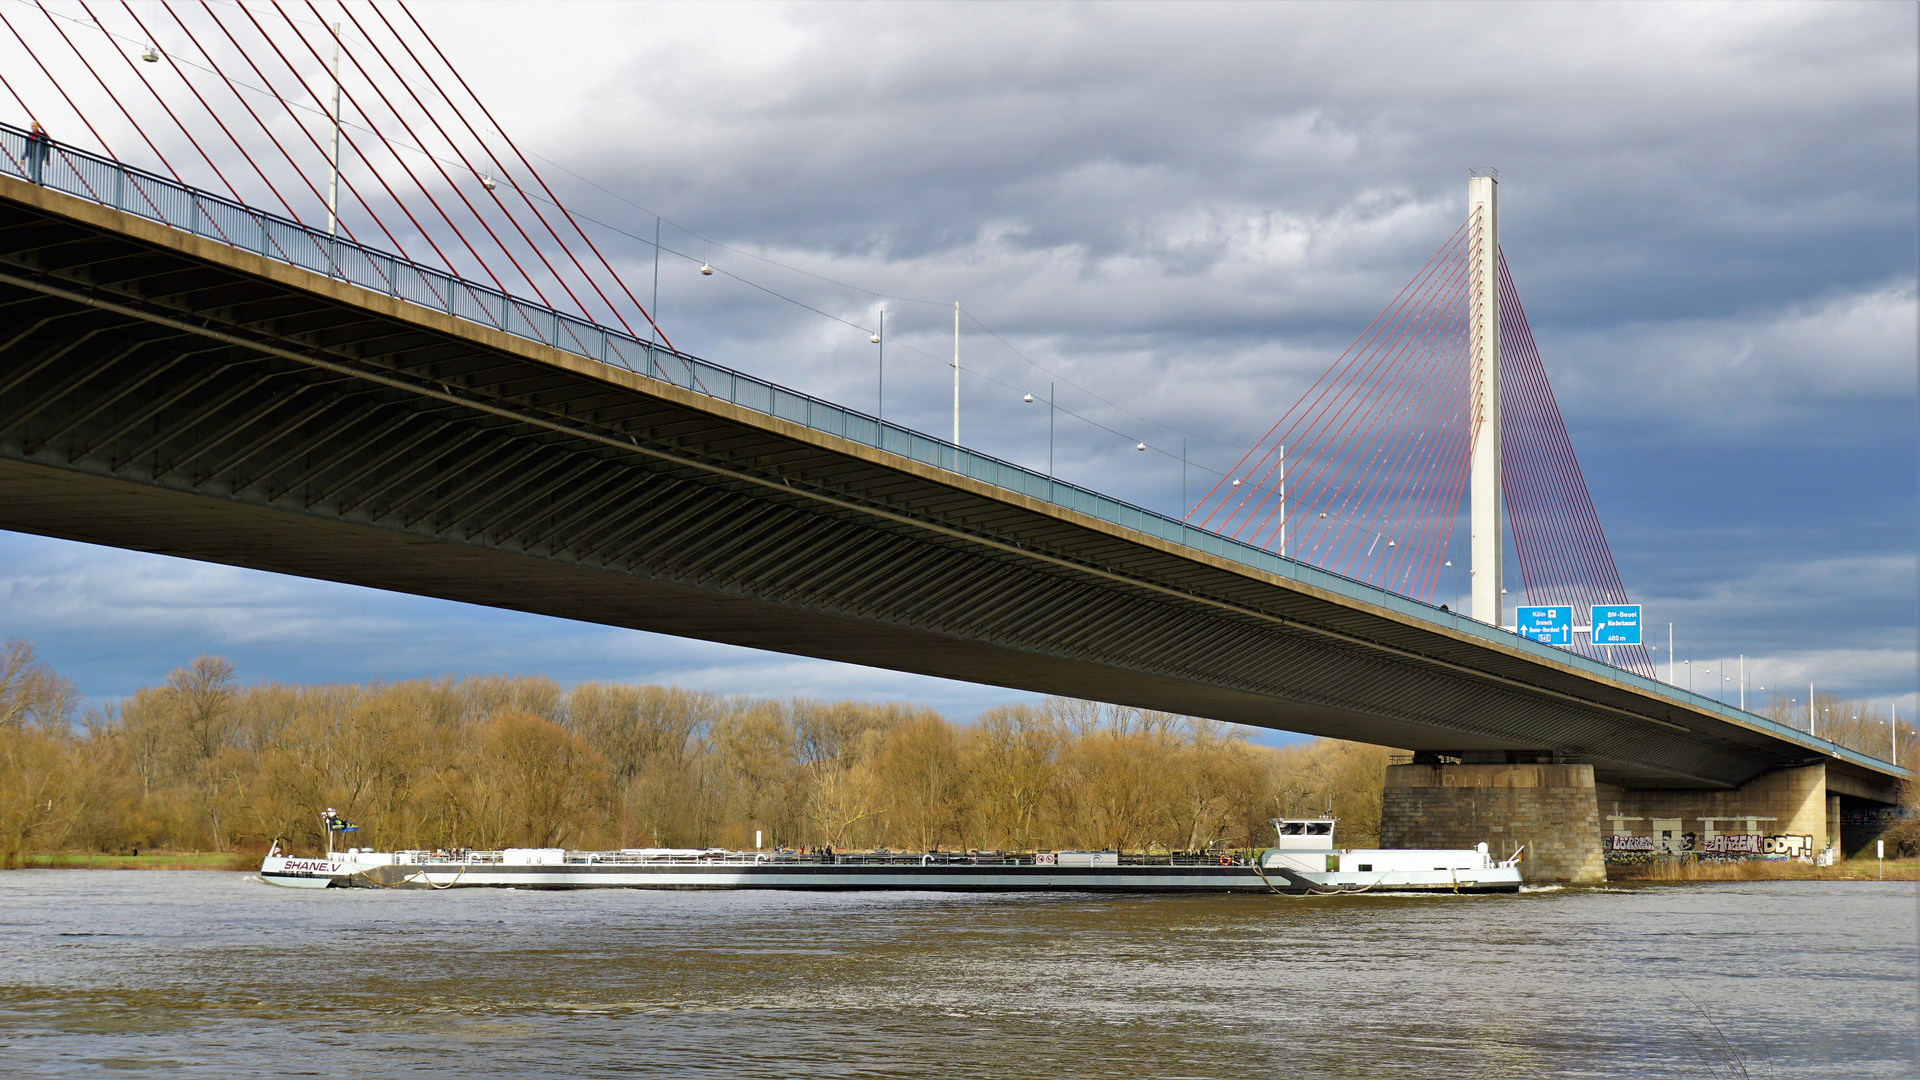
[1608,856,1920,882]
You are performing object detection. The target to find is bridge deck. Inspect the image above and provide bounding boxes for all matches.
[0,164,1901,797]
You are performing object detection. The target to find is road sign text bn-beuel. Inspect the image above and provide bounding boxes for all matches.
[1590,604,1642,645]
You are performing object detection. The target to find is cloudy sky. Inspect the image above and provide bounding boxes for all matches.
[2,0,1915,727]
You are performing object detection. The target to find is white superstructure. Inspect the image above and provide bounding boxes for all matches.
[1257,818,1523,893]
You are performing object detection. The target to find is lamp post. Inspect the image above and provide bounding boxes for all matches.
[952,301,960,446]
[872,309,883,423]
[1026,383,1056,477]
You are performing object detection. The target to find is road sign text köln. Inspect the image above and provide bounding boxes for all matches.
[1590,605,1643,645]
[1516,606,1574,645]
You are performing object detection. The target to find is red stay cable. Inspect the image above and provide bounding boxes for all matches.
[363,1,638,342]
[31,0,179,177]
[1275,289,1461,568]
[1422,376,1477,602]
[223,1,469,312]
[118,2,309,252]
[1364,315,1472,590]
[77,1,252,238]
[1203,228,1467,532]
[198,0,425,289]
[0,7,120,161]
[1350,266,1474,584]
[261,1,518,312]
[166,6,346,230]
[332,0,600,352]
[1273,253,1472,559]
[1501,262,1614,605]
[398,0,677,351]
[1407,358,1473,600]
[1227,245,1465,544]
[1321,277,1471,576]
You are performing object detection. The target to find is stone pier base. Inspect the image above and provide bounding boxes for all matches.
[1381,762,1604,884]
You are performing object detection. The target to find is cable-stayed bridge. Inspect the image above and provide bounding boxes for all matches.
[0,4,1902,879]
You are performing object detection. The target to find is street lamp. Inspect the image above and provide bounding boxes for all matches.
[872,309,884,422]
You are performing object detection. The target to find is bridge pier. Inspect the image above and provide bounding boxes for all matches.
[1593,764,1834,865]
[1380,760,1879,882]
[1381,759,1606,884]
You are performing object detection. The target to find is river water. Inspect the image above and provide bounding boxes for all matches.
[0,872,1913,1078]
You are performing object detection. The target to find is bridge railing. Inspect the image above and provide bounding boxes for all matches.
[0,122,1899,775]
[0,120,1343,596]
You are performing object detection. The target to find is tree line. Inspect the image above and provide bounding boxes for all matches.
[0,640,1392,865]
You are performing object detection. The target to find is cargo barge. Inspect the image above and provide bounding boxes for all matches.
[261,818,1523,894]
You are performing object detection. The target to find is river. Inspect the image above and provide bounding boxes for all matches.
[1,871,1913,1077]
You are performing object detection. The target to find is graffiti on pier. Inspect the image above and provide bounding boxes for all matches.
[1604,832,1816,864]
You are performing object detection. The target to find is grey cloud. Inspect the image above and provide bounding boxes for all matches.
[2,1,1911,714]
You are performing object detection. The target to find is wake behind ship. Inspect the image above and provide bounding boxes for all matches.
[261,819,1524,895]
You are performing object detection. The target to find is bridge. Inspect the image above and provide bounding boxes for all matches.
[0,3,1903,880]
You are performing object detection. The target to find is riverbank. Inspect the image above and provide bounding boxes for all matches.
[1607,856,1920,882]
[5,852,259,871]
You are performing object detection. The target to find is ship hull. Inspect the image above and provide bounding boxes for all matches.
[267,858,1522,894]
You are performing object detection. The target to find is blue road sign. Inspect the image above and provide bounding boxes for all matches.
[1591,604,1643,645]
[1515,605,1574,645]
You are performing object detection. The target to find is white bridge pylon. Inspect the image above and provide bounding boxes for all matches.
[1467,170,1503,626]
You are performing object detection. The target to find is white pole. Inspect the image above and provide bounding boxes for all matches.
[1279,444,1287,558]
[952,301,961,445]
[1809,682,1815,736]
[876,308,884,421]
[326,23,341,240]
[1467,172,1501,624]
[650,216,661,346]
[1892,703,1898,766]
[1739,655,1745,711]
[1048,382,1055,476]
[755,829,762,850]
[1668,623,1675,684]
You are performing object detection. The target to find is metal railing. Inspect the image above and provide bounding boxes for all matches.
[0,121,1899,775]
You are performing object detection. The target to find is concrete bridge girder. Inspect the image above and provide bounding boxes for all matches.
[0,174,1906,805]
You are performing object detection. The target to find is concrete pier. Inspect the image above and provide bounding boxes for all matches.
[1381,760,1605,884]
[1379,758,1897,881]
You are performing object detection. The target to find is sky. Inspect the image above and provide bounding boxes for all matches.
[1,0,1915,729]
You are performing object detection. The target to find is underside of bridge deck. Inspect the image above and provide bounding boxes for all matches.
[0,175,1900,798]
